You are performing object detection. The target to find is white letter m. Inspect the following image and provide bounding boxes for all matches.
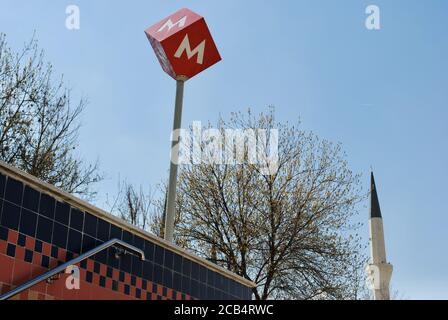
[158,16,187,33]
[174,34,206,65]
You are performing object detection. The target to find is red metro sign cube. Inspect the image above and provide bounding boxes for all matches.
[144,8,221,80]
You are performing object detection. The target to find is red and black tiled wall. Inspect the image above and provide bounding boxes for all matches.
[0,171,253,300]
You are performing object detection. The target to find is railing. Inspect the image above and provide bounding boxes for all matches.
[0,238,145,300]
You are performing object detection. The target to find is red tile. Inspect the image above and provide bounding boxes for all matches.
[92,273,100,286]
[124,273,131,284]
[0,283,11,295]
[32,252,42,266]
[25,237,35,251]
[0,241,6,255]
[0,254,14,284]
[15,246,25,261]
[46,277,65,299]
[42,243,51,257]
[176,291,182,300]
[87,259,94,271]
[157,285,163,296]
[19,290,28,300]
[151,293,158,300]
[12,260,32,285]
[167,288,173,299]
[98,264,105,276]
[58,249,66,262]
[135,277,142,288]
[112,268,119,280]
[105,278,113,290]
[8,230,18,244]
[49,258,59,269]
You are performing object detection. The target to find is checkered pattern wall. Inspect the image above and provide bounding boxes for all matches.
[0,170,253,300]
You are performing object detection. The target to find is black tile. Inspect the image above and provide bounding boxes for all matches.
[69,209,84,232]
[93,261,100,273]
[120,252,132,273]
[146,292,151,300]
[119,271,125,282]
[135,288,141,299]
[181,275,191,295]
[86,271,93,283]
[80,260,87,269]
[106,266,113,278]
[173,272,182,292]
[133,236,144,250]
[99,276,106,287]
[94,240,107,264]
[122,230,133,244]
[191,262,200,281]
[41,255,50,268]
[162,286,167,297]
[67,228,82,254]
[6,243,16,257]
[0,173,5,199]
[39,193,55,219]
[24,249,33,263]
[199,265,207,284]
[173,253,183,274]
[83,212,97,237]
[0,226,8,241]
[34,239,42,253]
[4,178,23,205]
[65,251,74,261]
[154,245,164,266]
[182,259,191,278]
[81,234,96,253]
[163,268,173,288]
[52,222,68,249]
[112,280,118,291]
[143,241,154,261]
[131,275,136,286]
[110,224,122,240]
[22,186,40,212]
[19,208,37,237]
[107,247,119,268]
[191,280,200,298]
[17,233,26,246]
[164,250,174,270]
[96,219,110,241]
[153,264,163,283]
[51,245,59,258]
[142,261,153,281]
[151,283,158,294]
[142,279,147,290]
[131,255,142,277]
[124,284,130,295]
[55,202,70,225]
[1,201,20,230]
[36,215,53,243]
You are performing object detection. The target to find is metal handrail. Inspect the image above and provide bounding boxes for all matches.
[0,238,145,300]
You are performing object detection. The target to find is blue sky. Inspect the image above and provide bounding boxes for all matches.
[1,0,447,299]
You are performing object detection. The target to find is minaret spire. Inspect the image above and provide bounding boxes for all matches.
[366,172,393,300]
[370,172,382,218]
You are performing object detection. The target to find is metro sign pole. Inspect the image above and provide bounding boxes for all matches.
[145,8,221,242]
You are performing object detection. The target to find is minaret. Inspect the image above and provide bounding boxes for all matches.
[366,172,393,300]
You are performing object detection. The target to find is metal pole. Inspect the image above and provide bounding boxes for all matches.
[164,78,185,242]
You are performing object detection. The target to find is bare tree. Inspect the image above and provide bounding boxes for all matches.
[0,33,101,199]
[154,109,367,300]
[107,179,154,231]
